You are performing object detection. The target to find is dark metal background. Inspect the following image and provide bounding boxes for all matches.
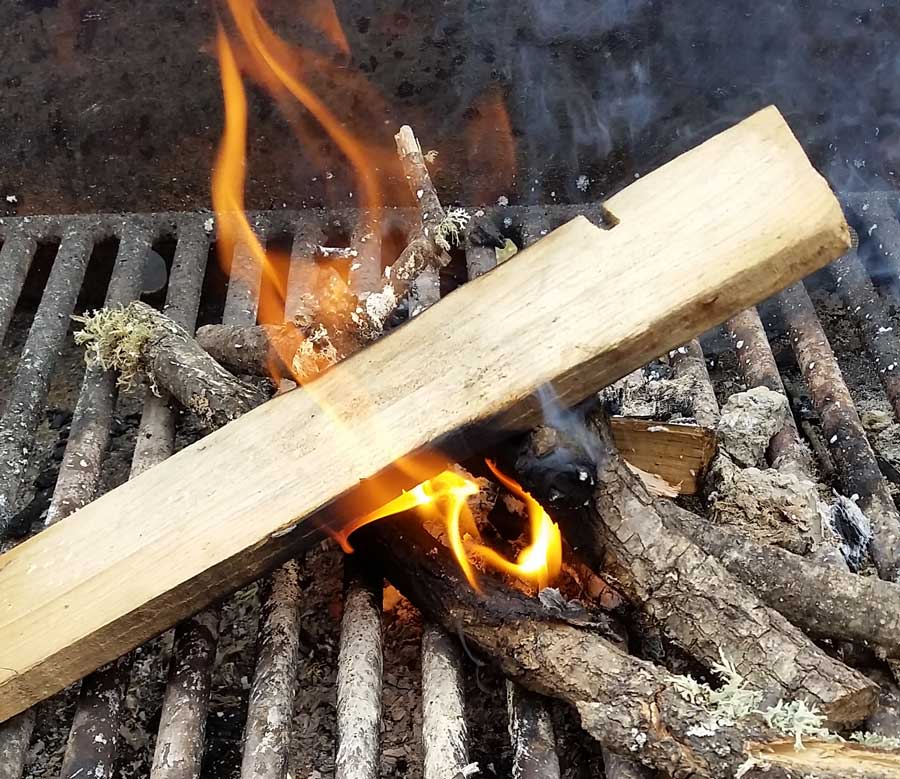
[2,0,898,215]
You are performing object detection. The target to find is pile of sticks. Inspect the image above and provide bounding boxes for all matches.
[56,123,900,779]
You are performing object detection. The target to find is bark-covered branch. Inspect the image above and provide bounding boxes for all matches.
[511,416,877,726]
[357,518,897,779]
[75,301,267,428]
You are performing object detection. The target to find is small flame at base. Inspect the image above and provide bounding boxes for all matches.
[341,461,562,593]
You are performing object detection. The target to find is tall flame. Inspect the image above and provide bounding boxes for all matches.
[212,26,283,325]
[209,0,534,593]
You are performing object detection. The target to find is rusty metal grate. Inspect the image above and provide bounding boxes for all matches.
[1,195,900,779]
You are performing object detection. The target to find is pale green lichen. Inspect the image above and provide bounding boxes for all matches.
[761,699,835,750]
[850,731,900,750]
[434,207,470,252]
[73,305,155,391]
[709,651,765,724]
[495,237,518,264]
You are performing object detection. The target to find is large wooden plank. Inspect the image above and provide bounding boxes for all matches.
[0,106,850,721]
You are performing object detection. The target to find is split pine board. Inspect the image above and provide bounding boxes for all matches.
[0,106,850,720]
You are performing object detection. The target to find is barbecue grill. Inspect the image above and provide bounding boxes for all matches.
[2,192,900,778]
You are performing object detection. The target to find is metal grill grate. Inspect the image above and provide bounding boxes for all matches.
[1,196,900,778]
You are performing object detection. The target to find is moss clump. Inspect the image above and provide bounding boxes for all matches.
[73,303,155,391]
[434,207,470,252]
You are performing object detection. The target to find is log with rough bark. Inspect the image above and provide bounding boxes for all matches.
[669,512,900,657]
[0,106,852,721]
[512,415,877,725]
[74,300,267,428]
[357,518,899,779]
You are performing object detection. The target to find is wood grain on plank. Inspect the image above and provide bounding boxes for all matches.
[611,417,716,495]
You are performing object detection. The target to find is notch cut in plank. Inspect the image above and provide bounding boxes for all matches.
[0,105,850,721]
[610,417,717,496]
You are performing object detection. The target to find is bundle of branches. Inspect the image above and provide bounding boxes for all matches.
[74,277,900,778]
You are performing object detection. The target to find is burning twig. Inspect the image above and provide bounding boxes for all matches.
[357,518,897,779]
[196,125,467,380]
[511,415,877,726]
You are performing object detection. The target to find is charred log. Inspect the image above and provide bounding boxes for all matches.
[357,518,895,779]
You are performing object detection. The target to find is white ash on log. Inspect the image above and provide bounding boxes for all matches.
[151,611,220,779]
[409,235,474,779]
[239,561,302,779]
[422,626,470,779]
[705,386,830,557]
[512,414,877,725]
[356,518,899,779]
[335,560,383,779]
[507,683,560,779]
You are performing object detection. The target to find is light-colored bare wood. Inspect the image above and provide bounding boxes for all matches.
[610,417,716,495]
[0,106,850,721]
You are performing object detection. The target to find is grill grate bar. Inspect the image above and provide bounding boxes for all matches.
[0,223,154,779]
[334,222,387,779]
[724,308,815,475]
[151,228,253,779]
[0,231,37,345]
[831,240,900,421]
[51,224,152,779]
[8,199,900,776]
[0,225,93,538]
[238,230,318,779]
[410,227,471,779]
[777,281,900,581]
[844,193,900,304]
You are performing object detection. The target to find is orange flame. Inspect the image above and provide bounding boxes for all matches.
[212,25,283,324]
[465,87,517,203]
[209,1,546,594]
[342,461,562,593]
[212,0,390,338]
[477,461,563,591]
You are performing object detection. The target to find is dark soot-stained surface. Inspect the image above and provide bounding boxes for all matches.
[1,0,898,216]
